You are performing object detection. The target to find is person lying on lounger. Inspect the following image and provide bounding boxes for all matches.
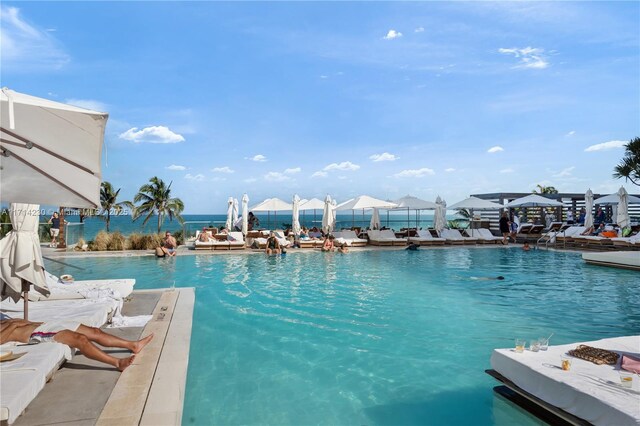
[0,318,153,371]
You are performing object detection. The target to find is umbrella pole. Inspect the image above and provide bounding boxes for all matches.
[21,279,29,320]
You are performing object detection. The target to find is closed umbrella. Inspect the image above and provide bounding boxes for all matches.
[225,197,234,230]
[322,195,333,233]
[370,208,381,230]
[616,187,630,229]
[331,199,337,230]
[241,194,249,235]
[0,203,50,319]
[434,196,447,232]
[232,198,239,228]
[584,189,594,229]
[292,194,301,235]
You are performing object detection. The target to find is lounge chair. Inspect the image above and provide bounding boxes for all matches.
[466,228,501,244]
[274,231,292,248]
[194,230,226,250]
[554,226,586,246]
[298,237,322,248]
[366,230,394,246]
[610,233,640,250]
[379,230,408,246]
[334,230,368,247]
[440,229,477,245]
[227,232,246,250]
[31,272,136,301]
[408,229,445,245]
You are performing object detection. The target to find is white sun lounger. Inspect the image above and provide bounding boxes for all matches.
[227,232,246,250]
[440,229,477,245]
[26,272,136,302]
[194,230,228,250]
[1,298,119,327]
[489,335,640,426]
[466,228,501,244]
[333,230,368,247]
[610,233,640,249]
[408,229,445,245]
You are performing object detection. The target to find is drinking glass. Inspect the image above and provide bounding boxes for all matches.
[538,337,549,351]
[619,371,633,388]
[530,340,540,352]
[515,339,526,353]
[561,355,571,371]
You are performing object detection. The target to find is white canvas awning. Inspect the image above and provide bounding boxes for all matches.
[0,88,107,208]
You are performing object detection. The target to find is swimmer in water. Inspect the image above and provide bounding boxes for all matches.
[406,243,420,251]
[470,276,505,281]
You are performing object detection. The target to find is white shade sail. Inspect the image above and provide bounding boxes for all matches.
[505,194,563,208]
[299,198,326,211]
[616,187,630,229]
[241,194,249,235]
[250,198,293,211]
[584,189,594,229]
[391,195,437,210]
[0,203,49,303]
[593,193,640,205]
[0,88,107,208]
[448,196,503,211]
[292,194,301,235]
[335,195,397,211]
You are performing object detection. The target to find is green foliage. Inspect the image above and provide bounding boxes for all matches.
[133,177,185,233]
[447,219,463,229]
[0,208,11,238]
[99,181,133,232]
[613,137,640,187]
[532,184,559,194]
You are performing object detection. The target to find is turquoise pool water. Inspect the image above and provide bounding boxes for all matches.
[45,248,640,425]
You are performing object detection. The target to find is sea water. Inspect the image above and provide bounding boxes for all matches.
[44,248,640,425]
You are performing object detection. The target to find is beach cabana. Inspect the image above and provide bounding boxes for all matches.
[335,195,397,229]
[249,198,293,229]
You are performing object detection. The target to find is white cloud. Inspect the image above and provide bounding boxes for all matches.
[0,6,70,71]
[500,168,515,174]
[284,167,301,174]
[119,126,185,144]
[323,161,360,171]
[320,75,329,79]
[243,178,257,183]
[184,173,205,181]
[65,98,108,112]
[212,166,234,173]
[166,164,186,171]
[414,27,425,33]
[311,171,328,178]
[487,146,504,153]
[383,30,403,40]
[369,152,399,162]
[264,172,290,182]
[392,168,435,178]
[246,154,267,162]
[584,140,626,152]
[566,130,576,137]
[553,166,575,177]
[498,47,549,69]
[445,168,456,172]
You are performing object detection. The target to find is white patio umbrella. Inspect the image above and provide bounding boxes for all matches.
[505,194,563,208]
[322,195,333,233]
[232,198,239,228]
[225,197,234,230]
[593,193,640,205]
[292,194,301,235]
[391,195,438,229]
[241,194,249,235]
[250,198,293,229]
[299,198,325,227]
[616,187,630,229]
[0,88,107,208]
[584,189,594,229]
[335,195,397,228]
[0,203,50,319]
[448,196,503,211]
[370,207,381,230]
[433,196,447,232]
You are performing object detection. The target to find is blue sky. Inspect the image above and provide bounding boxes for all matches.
[2,1,639,213]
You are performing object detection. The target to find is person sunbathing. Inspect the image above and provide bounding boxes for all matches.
[0,318,153,371]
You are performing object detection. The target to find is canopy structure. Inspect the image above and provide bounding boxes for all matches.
[449,196,503,211]
[250,197,293,229]
[0,88,107,208]
[616,187,630,229]
[505,194,563,208]
[584,189,594,229]
[593,193,640,205]
[0,203,50,319]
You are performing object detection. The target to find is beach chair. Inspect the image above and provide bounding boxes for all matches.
[367,230,394,246]
[298,237,321,248]
[227,232,246,250]
[408,229,445,245]
[274,231,292,248]
[31,272,136,301]
[379,230,408,246]
[194,230,221,250]
[440,229,477,245]
[610,233,640,250]
[466,228,501,244]
[333,231,368,247]
[554,226,585,246]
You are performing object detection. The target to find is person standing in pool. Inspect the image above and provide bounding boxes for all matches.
[499,212,511,245]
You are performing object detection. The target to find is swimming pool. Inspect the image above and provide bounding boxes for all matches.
[45,248,640,425]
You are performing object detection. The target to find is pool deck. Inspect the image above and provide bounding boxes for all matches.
[12,287,194,426]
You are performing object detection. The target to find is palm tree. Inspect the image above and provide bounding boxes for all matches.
[613,137,640,187]
[133,177,185,233]
[532,184,559,194]
[99,182,133,232]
